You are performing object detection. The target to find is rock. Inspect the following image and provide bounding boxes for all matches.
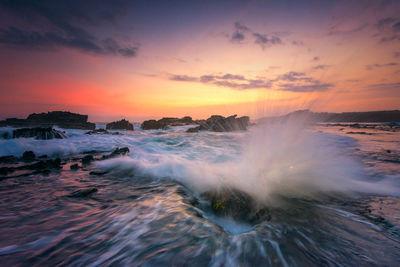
[0,155,18,164]
[0,111,95,130]
[110,147,130,157]
[141,119,165,130]
[141,116,195,130]
[197,115,250,132]
[82,155,94,165]
[38,155,48,159]
[186,126,200,133]
[22,151,36,162]
[89,171,108,176]
[70,163,80,170]
[106,119,134,130]
[85,129,120,135]
[101,147,130,160]
[201,187,271,224]
[12,127,67,140]
[68,188,98,198]
[1,132,10,139]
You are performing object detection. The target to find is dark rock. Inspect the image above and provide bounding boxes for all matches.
[89,171,108,176]
[0,155,18,164]
[12,127,67,140]
[387,150,391,153]
[201,187,271,224]
[38,155,48,159]
[70,163,80,170]
[82,155,94,165]
[0,111,95,130]
[106,119,134,130]
[27,158,61,170]
[68,188,98,198]
[197,114,250,132]
[22,151,36,162]
[186,126,200,133]
[1,132,10,139]
[111,147,130,157]
[86,129,120,135]
[141,116,195,130]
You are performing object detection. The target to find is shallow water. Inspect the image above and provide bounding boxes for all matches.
[0,124,399,266]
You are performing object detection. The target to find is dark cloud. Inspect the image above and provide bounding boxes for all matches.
[291,40,304,46]
[366,62,399,70]
[312,56,320,61]
[277,83,333,92]
[313,64,330,70]
[394,51,400,58]
[0,0,138,57]
[328,23,368,36]
[169,71,332,92]
[253,33,282,49]
[376,17,396,29]
[374,17,400,42]
[230,22,249,43]
[170,75,198,82]
[229,22,283,49]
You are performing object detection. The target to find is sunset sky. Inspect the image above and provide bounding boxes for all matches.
[0,0,399,121]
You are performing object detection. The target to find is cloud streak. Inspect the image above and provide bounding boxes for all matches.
[169,71,333,92]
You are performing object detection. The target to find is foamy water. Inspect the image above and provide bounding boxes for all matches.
[0,123,399,266]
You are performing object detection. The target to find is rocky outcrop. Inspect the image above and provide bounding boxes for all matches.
[106,119,134,130]
[11,127,67,140]
[200,187,271,224]
[0,111,95,130]
[198,115,250,132]
[141,115,250,132]
[141,116,195,130]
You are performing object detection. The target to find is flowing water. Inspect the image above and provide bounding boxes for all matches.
[0,123,399,266]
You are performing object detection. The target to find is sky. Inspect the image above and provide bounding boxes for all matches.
[0,0,399,122]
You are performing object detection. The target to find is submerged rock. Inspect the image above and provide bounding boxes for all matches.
[12,127,67,140]
[70,163,80,170]
[22,151,36,162]
[85,129,120,135]
[109,147,130,157]
[106,119,134,130]
[201,187,271,224]
[82,155,94,165]
[68,188,98,198]
[0,155,18,164]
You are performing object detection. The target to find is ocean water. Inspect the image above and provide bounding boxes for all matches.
[0,123,399,266]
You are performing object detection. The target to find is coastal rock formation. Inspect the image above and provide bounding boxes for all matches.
[106,119,134,130]
[141,116,195,130]
[197,115,250,132]
[0,111,95,130]
[142,115,250,132]
[11,127,67,140]
[200,187,271,224]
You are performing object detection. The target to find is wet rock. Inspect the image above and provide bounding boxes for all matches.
[201,187,271,224]
[110,147,130,157]
[1,132,10,139]
[106,119,134,130]
[68,188,98,198]
[27,158,61,170]
[85,129,120,135]
[0,155,18,164]
[22,151,36,162]
[82,155,94,165]
[186,126,200,133]
[387,150,391,153]
[0,111,95,130]
[198,115,250,132]
[38,155,48,159]
[70,163,80,170]
[12,127,67,140]
[141,116,195,130]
